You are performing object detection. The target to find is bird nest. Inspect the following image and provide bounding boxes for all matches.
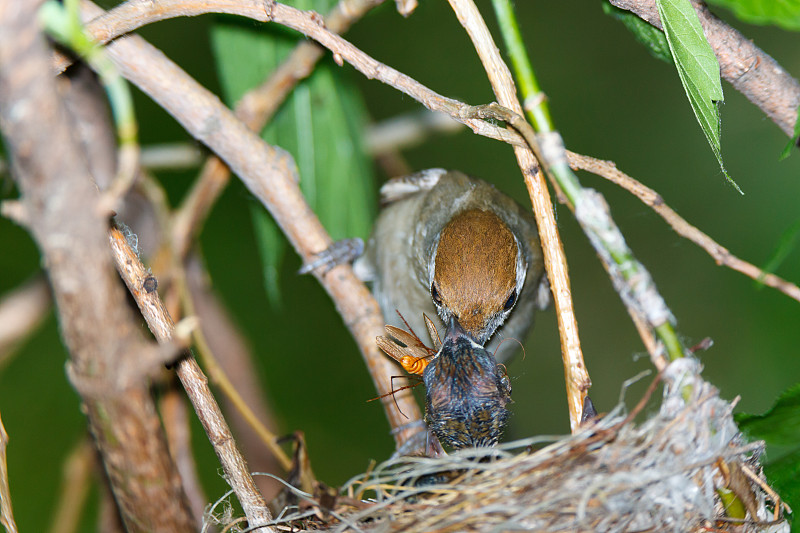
[215,358,790,532]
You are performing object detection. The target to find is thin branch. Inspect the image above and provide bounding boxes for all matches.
[567,151,800,303]
[447,0,591,433]
[160,386,208,523]
[108,226,275,532]
[80,0,426,448]
[176,263,293,473]
[72,0,522,146]
[393,0,416,17]
[366,111,463,155]
[0,275,51,366]
[48,439,93,533]
[0,2,195,530]
[139,143,204,171]
[0,411,17,533]
[184,256,287,500]
[609,0,800,138]
[172,0,386,260]
[2,110,462,177]
[138,168,290,496]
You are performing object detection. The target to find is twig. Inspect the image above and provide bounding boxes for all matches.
[0,2,196,530]
[446,0,591,433]
[72,0,522,146]
[393,0,416,17]
[139,143,204,171]
[0,275,51,366]
[185,255,287,500]
[567,151,800,303]
[366,111,462,155]
[609,0,800,138]
[172,0,385,260]
[0,110,461,177]
[176,263,293,473]
[137,167,290,497]
[48,439,93,533]
[0,411,17,533]
[108,226,275,532]
[81,0,425,448]
[160,386,208,523]
[739,462,792,516]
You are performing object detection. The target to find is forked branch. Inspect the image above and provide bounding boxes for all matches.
[108,227,275,532]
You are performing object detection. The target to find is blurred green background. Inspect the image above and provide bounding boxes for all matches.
[2,0,800,529]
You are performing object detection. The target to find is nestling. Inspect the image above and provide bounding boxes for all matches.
[356,169,547,361]
[424,316,512,450]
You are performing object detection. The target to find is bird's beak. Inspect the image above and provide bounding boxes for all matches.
[444,315,468,343]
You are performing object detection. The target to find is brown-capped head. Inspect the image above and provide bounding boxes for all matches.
[430,208,523,343]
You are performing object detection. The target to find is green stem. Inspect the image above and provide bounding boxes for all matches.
[491,0,685,363]
[655,322,683,362]
[491,0,551,132]
[39,1,138,147]
[717,488,747,519]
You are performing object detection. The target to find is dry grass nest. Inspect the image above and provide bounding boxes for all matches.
[208,358,791,532]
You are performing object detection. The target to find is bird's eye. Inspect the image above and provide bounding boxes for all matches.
[431,283,442,306]
[503,289,517,311]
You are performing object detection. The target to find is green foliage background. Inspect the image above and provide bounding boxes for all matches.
[1,0,800,529]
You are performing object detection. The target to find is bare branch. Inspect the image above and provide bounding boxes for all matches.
[139,143,204,171]
[609,0,800,137]
[80,0,425,448]
[2,109,461,179]
[172,0,386,259]
[367,111,463,155]
[0,3,195,530]
[72,0,521,146]
[108,227,275,531]
[0,411,16,533]
[178,261,293,473]
[568,151,800,303]
[185,255,286,500]
[447,0,591,433]
[48,439,93,533]
[138,167,292,493]
[160,386,208,523]
[0,276,51,366]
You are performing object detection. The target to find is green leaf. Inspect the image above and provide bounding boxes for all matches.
[736,383,800,520]
[211,2,374,305]
[602,2,673,64]
[780,104,800,160]
[251,207,284,309]
[737,383,800,454]
[757,217,800,286]
[705,0,800,31]
[656,0,740,192]
[762,448,800,519]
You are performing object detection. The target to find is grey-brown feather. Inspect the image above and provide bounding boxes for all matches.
[359,170,546,362]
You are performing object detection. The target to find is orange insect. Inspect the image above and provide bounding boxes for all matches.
[376,312,441,375]
[368,312,441,415]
